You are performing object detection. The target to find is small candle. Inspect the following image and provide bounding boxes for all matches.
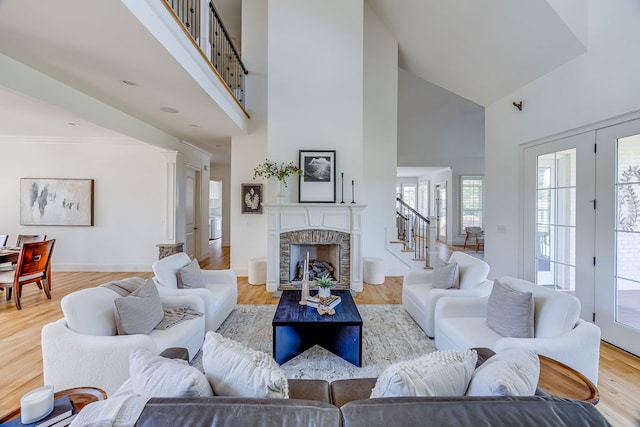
[21,385,54,423]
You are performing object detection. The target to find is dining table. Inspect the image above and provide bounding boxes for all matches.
[0,247,20,264]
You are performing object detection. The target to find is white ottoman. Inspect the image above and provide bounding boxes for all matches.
[248,257,266,285]
[363,257,385,285]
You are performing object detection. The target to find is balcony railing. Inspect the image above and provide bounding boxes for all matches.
[164,0,248,110]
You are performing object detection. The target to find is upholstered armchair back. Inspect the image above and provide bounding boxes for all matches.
[498,277,581,338]
[449,252,490,290]
[61,287,119,336]
[153,252,191,289]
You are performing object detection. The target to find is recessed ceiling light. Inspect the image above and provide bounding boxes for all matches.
[67,122,80,126]
[121,80,137,86]
[160,107,179,113]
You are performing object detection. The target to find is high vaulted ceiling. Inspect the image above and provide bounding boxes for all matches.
[0,0,587,163]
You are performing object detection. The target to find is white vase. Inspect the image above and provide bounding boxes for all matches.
[277,180,286,203]
[318,287,331,298]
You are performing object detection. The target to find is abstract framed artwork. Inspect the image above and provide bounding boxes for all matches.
[241,183,263,214]
[298,150,336,203]
[20,178,95,226]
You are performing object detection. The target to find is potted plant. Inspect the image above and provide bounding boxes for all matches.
[315,274,334,298]
[253,159,303,202]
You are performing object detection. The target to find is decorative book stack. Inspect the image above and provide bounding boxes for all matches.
[306,294,342,309]
[1,397,77,427]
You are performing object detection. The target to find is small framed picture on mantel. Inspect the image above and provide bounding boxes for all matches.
[298,150,336,203]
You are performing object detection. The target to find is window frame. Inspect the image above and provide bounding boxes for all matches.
[459,176,484,234]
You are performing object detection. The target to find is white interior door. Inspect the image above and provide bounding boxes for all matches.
[595,119,640,356]
[185,167,199,259]
[436,183,447,242]
[523,132,595,321]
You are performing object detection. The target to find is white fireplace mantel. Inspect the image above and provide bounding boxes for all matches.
[263,203,366,292]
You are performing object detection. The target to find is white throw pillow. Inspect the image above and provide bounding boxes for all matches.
[129,349,213,398]
[370,350,477,398]
[202,332,289,398]
[432,258,460,289]
[466,348,540,396]
[177,258,204,289]
[486,279,535,338]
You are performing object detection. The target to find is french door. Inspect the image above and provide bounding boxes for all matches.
[595,119,640,355]
[524,118,640,357]
[523,132,595,322]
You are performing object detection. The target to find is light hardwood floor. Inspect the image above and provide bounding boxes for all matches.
[0,241,638,426]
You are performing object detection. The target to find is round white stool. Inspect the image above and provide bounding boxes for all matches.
[363,257,385,285]
[248,257,266,285]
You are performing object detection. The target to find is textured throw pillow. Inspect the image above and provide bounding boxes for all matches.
[177,258,204,289]
[466,348,540,396]
[129,348,212,398]
[202,331,289,398]
[486,279,535,338]
[114,278,164,335]
[432,258,460,289]
[370,350,477,398]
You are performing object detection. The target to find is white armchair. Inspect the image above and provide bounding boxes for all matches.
[434,276,601,384]
[152,253,237,332]
[402,251,491,337]
[41,286,205,395]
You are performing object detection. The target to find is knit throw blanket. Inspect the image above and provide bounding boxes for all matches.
[100,277,203,330]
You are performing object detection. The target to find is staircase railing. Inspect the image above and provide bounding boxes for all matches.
[163,0,248,109]
[396,197,432,268]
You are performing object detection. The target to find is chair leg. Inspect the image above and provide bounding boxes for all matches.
[13,284,21,310]
[42,279,51,299]
[463,234,469,249]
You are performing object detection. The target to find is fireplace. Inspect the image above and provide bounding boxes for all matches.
[263,203,366,292]
[280,230,350,289]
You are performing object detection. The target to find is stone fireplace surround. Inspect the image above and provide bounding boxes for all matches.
[263,203,366,292]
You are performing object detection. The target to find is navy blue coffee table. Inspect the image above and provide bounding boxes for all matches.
[272,290,363,366]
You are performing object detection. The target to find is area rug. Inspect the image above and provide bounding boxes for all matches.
[195,304,435,382]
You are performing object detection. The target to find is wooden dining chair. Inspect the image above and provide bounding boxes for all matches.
[0,239,55,310]
[16,234,47,246]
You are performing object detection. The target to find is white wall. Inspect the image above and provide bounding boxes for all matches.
[363,4,405,275]
[267,0,364,189]
[0,141,168,270]
[230,0,269,275]
[484,0,640,279]
[397,69,485,244]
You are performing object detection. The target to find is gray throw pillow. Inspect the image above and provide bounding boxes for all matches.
[177,258,204,289]
[114,278,164,335]
[486,279,535,338]
[432,258,460,289]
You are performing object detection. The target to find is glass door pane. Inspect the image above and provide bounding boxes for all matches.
[615,134,640,329]
[536,149,576,290]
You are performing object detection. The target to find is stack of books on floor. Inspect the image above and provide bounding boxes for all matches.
[306,294,342,309]
[2,397,77,427]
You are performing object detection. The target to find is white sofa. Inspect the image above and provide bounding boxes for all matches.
[402,251,492,337]
[152,253,237,332]
[434,276,601,384]
[41,286,205,395]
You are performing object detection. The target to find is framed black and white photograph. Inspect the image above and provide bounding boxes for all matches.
[298,150,336,203]
[20,178,94,226]
[241,183,263,214]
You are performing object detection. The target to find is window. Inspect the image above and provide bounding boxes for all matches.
[460,176,484,233]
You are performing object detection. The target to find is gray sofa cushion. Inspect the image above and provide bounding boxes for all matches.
[486,279,534,338]
[341,396,611,427]
[135,397,341,427]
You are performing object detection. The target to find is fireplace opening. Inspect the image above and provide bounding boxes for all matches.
[289,244,340,283]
